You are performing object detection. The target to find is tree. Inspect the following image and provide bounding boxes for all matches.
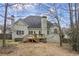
[68,3,76,50]
[54,4,63,46]
[3,3,8,47]
[44,4,64,46]
[74,3,79,52]
[74,3,79,51]
[68,3,79,51]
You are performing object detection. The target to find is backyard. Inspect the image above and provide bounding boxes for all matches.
[0,3,79,56]
[0,40,79,56]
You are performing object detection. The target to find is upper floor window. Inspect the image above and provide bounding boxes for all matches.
[54,29,58,34]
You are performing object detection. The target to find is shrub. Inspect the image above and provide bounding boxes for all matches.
[62,38,70,43]
[15,38,23,42]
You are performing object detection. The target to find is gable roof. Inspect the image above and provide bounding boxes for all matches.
[23,16,54,28]
[14,19,28,26]
[15,16,55,28]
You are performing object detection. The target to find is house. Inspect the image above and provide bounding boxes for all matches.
[12,16,60,42]
[62,27,70,39]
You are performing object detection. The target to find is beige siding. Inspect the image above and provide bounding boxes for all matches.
[47,34,60,43]
[47,26,60,43]
[12,21,28,39]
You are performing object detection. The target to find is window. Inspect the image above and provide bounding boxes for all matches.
[29,31,31,35]
[16,30,20,35]
[54,29,58,34]
[47,31,49,34]
[30,31,33,34]
[16,30,24,35]
[29,31,33,35]
[39,31,41,34]
[34,31,35,34]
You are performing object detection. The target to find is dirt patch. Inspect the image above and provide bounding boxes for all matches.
[0,44,18,55]
[0,42,79,56]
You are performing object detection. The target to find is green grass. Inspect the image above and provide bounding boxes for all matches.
[0,39,19,46]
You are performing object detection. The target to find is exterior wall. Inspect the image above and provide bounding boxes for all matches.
[12,21,28,40]
[50,26,59,34]
[12,16,60,42]
[47,26,60,43]
[47,34,60,43]
[41,16,47,36]
[28,27,60,43]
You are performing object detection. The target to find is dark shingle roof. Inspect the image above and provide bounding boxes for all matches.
[15,16,55,28]
[23,16,41,28]
[23,16,53,28]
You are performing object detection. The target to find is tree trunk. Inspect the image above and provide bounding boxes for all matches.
[54,4,63,46]
[3,3,8,47]
[74,3,79,51]
[68,3,77,51]
[75,3,79,52]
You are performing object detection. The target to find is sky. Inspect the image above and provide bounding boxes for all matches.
[0,3,70,28]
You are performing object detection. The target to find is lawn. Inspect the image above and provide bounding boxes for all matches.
[0,39,19,46]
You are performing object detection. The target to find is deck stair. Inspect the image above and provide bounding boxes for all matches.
[23,34,47,43]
